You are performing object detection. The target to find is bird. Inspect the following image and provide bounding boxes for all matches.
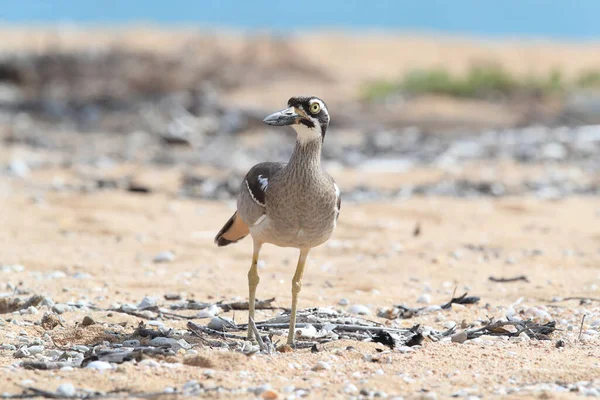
[214,96,340,346]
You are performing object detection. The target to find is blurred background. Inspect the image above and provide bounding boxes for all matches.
[1,0,600,200]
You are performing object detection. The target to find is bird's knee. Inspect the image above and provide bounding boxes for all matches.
[292,279,302,294]
[248,268,260,286]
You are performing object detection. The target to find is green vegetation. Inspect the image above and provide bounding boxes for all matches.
[361,63,600,101]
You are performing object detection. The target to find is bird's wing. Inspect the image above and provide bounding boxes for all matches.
[238,161,286,225]
[325,173,341,219]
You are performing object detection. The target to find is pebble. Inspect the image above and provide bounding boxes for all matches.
[85,361,113,371]
[121,303,138,312]
[344,383,358,394]
[80,316,95,326]
[296,324,318,339]
[138,359,161,368]
[417,294,432,304]
[2,344,16,351]
[56,383,76,397]
[207,316,236,331]
[138,296,158,309]
[153,251,176,263]
[182,380,201,394]
[197,304,220,318]
[348,304,371,315]
[261,389,279,399]
[52,304,68,314]
[13,347,30,358]
[8,160,30,177]
[282,386,295,393]
[123,340,140,347]
[338,298,349,306]
[311,361,331,371]
[451,331,468,344]
[22,306,38,315]
[150,337,191,350]
[250,384,272,395]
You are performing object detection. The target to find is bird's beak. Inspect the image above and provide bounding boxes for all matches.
[263,106,301,126]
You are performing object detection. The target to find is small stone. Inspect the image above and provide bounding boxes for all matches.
[348,304,371,315]
[13,347,30,358]
[138,296,158,310]
[2,344,16,351]
[27,345,44,355]
[56,383,76,397]
[207,316,236,331]
[45,349,63,358]
[250,384,272,396]
[52,304,68,315]
[555,339,565,348]
[344,383,359,394]
[197,304,220,318]
[311,361,331,371]
[451,331,468,344]
[150,337,190,350]
[338,298,349,306]
[85,361,113,371]
[277,344,293,353]
[261,389,279,399]
[417,294,432,304]
[123,340,140,348]
[138,359,160,368]
[80,316,95,327]
[8,160,30,177]
[121,304,138,313]
[25,306,38,315]
[182,380,200,394]
[73,345,89,353]
[153,251,176,263]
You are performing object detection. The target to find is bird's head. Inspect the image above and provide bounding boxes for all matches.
[263,96,330,144]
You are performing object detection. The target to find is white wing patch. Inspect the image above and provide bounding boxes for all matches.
[257,174,269,191]
[253,214,267,226]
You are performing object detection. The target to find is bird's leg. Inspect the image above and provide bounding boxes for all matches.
[247,240,262,341]
[287,248,310,345]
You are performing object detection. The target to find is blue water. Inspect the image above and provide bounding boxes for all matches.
[1,0,599,40]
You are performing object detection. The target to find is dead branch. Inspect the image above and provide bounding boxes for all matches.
[489,275,529,283]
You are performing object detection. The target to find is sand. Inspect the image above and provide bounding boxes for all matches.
[1,172,600,398]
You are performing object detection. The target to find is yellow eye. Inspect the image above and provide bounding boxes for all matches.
[310,103,321,114]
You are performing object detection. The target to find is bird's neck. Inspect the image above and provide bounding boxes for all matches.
[286,123,324,170]
[286,137,323,176]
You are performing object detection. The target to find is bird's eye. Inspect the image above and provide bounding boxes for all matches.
[310,103,321,114]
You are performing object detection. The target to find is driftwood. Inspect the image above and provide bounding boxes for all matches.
[171,297,278,311]
[380,292,480,319]
[489,275,529,283]
[20,360,81,370]
[466,318,556,340]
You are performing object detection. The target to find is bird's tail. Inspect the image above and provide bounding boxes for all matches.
[214,211,250,247]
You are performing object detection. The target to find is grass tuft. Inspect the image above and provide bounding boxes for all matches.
[361,63,600,101]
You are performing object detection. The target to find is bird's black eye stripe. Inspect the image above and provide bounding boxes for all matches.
[299,119,315,128]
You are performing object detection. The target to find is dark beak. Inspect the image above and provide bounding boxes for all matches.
[263,106,299,126]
